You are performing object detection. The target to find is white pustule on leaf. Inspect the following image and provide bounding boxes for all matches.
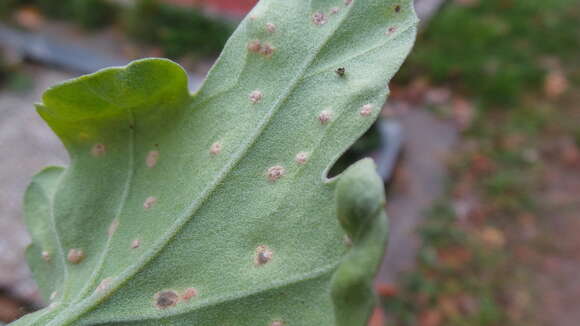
[146,150,159,168]
[318,110,332,124]
[360,104,373,116]
[143,196,157,209]
[249,90,263,104]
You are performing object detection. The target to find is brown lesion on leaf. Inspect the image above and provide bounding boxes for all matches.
[210,142,222,155]
[360,104,373,116]
[131,239,140,249]
[181,288,198,301]
[249,90,263,104]
[143,196,157,209]
[312,12,327,26]
[146,150,160,168]
[255,245,273,265]
[248,40,275,58]
[41,250,51,262]
[266,23,276,33]
[248,40,262,53]
[67,248,84,264]
[259,43,275,57]
[318,110,332,124]
[295,152,309,165]
[267,166,285,182]
[154,290,179,309]
[91,143,106,157]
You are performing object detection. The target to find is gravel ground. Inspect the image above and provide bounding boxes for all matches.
[0,66,71,303]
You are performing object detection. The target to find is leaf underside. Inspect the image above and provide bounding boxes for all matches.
[14,0,417,325]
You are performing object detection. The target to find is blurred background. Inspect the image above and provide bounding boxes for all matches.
[0,0,578,325]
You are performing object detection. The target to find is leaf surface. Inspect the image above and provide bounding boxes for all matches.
[14,0,417,325]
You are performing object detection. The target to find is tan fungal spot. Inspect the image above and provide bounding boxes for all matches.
[131,239,141,249]
[295,152,309,164]
[91,143,106,157]
[271,321,284,326]
[318,110,332,124]
[50,291,58,301]
[266,22,276,33]
[41,251,51,262]
[259,42,275,57]
[249,90,263,104]
[143,196,157,209]
[248,40,274,57]
[248,40,261,53]
[360,104,374,116]
[146,150,160,168]
[154,290,179,309]
[67,248,84,264]
[312,12,327,25]
[267,165,285,181]
[182,288,198,301]
[210,142,222,155]
[330,7,340,15]
[345,0,353,5]
[255,245,273,265]
[108,219,119,237]
[96,277,113,292]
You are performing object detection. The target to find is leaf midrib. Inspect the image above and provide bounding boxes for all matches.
[72,95,137,301]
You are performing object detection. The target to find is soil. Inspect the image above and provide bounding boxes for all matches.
[532,145,580,326]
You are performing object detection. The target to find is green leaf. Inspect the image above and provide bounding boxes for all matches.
[14,0,417,325]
